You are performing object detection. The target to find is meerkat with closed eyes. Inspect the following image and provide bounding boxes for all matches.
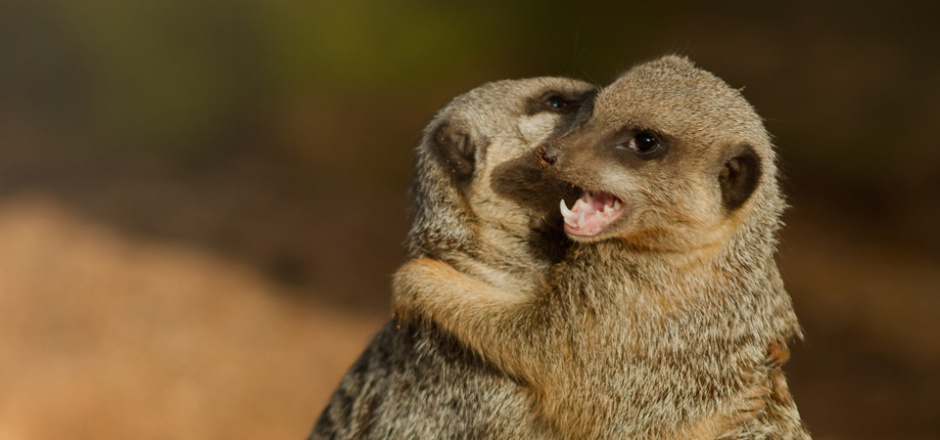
[311,76,597,440]
[394,56,809,439]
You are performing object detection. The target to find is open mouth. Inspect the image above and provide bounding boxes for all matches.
[560,190,626,237]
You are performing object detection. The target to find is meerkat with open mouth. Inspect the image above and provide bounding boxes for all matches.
[394,56,808,439]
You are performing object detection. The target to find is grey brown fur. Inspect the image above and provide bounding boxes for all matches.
[394,56,810,439]
[310,77,598,439]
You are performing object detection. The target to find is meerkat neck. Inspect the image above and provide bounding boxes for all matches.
[564,231,799,343]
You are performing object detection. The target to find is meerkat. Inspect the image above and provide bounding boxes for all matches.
[394,55,810,439]
[311,76,599,439]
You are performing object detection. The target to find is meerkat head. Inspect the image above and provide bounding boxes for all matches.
[407,77,597,262]
[538,55,782,252]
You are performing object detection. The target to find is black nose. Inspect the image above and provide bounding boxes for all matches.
[537,144,558,168]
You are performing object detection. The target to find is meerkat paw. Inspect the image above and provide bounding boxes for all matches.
[398,258,460,284]
[764,342,791,369]
[392,258,448,315]
[732,383,770,425]
[391,258,476,320]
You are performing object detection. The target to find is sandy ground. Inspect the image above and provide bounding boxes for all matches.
[0,194,384,439]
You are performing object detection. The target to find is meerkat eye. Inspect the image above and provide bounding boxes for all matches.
[614,129,667,159]
[544,94,569,111]
[630,130,660,154]
[527,91,582,115]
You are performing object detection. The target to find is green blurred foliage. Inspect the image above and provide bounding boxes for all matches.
[1,0,939,195]
[0,0,657,155]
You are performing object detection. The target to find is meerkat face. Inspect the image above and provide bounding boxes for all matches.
[538,56,775,251]
[426,77,597,239]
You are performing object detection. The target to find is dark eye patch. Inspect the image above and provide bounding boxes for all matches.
[545,94,569,111]
[612,127,670,160]
[632,130,660,154]
[525,88,595,116]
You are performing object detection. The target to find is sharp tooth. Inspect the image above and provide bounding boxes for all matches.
[577,212,585,229]
[613,200,621,211]
[564,217,578,228]
[603,204,613,216]
[560,199,574,218]
[584,192,594,205]
[574,198,590,211]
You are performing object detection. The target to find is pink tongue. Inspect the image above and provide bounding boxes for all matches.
[591,192,615,211]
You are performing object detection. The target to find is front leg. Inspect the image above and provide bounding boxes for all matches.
[392,258,562,390]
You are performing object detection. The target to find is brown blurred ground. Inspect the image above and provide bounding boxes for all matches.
[0,193,385,439]
[1,1,939,439]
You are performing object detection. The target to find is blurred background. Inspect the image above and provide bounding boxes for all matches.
[1,0,938,438]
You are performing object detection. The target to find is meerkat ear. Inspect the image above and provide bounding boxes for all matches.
[430,121,475,181]
[720,144,761,211]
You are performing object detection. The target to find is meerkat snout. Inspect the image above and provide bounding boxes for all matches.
[538,141,632,238]
[536,144,558,167]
